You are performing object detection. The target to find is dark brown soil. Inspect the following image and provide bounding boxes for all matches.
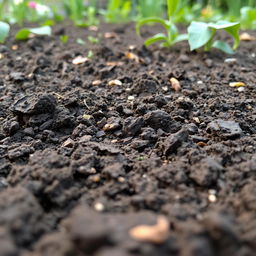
[0,22,256,256]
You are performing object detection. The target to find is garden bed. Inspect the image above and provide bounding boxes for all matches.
[0,23,256,256]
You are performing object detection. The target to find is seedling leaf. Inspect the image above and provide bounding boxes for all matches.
[212,40,234,54]
[0,21,10,43]
[167,0,180,18]
[173,33,188,43]
[136,17,169,35]
[16,26,51,40]
[188,21,213,51]
[209,21,240,49]
[144,33,168,46]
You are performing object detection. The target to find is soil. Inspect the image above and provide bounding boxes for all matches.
[0,22,256,256]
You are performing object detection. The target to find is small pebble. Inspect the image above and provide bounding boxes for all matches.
[94,202,105,212]
[208,194,217,203]
[237,87,245,92]
[224,58,237,64]
[128,96,135,101]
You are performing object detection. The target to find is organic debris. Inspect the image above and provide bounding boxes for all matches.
[170,77,181,91]
[72,56,89,65]
[129,216,170,244]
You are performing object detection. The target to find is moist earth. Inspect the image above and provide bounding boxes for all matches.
[0,22,256,256]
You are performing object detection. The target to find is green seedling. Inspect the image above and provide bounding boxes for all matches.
[87,35,99,44]
[136,0,188,47]
[63,0,98,26]
[188,20,240,54]
[15,25,51,40]
[60,34,68,43]
[0,21,10,43]
[137,0,165,18]
[102,0,131,23]
[240,7,256,29]
[76,38,86,45]
[87,50,94,59]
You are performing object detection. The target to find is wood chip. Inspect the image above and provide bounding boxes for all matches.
[170,77,181,91]
[108,79,122,86]
[72,56,89,65]
[229,82,246,87]
[125,52,140,63]
[129,216,169,244]
[240,32,256,41]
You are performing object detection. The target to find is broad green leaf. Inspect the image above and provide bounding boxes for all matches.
[208,21,240,30]
[212,40,234,54]
[223,24,240,49]
[136,17,169,35]
[144,33,168,46]
[209,21,240,49]
[0,21,10,43]
[188,21,213,51]
[16,26,51,40]
[167,0,180,18]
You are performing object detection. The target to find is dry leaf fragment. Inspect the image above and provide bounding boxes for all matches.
[129,216,169,244]
[240,32,256,41]
[12,45,18,50]
[229,82,246,87]
[125,52,140,63]
[197,141,208,147]
[106,61,124,66]
[104,32,118,39]
[92,80,102,86]
[88,26,98,32]
[170,77,181,91]
[108,79,122,86]
[62,138,75,148]
[72,56,89,65]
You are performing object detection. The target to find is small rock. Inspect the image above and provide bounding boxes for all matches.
[157,128,189,156]
[177,96,193,110]
[186,123,198,135]
[12,94,56,115]
[224,58,237,64]
[206,119,243,139]
[23,127,35,137]
[191,135,208,143]
[8,145,34,160]
[9,72,25,82]
[144,110,180,133]
[190,157,223,187]
[3,120,19,136]
[123,117,144,137]
[96,131,106,138]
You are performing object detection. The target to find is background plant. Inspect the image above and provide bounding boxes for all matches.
[101,0,131,23]
[136,0,188,47]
